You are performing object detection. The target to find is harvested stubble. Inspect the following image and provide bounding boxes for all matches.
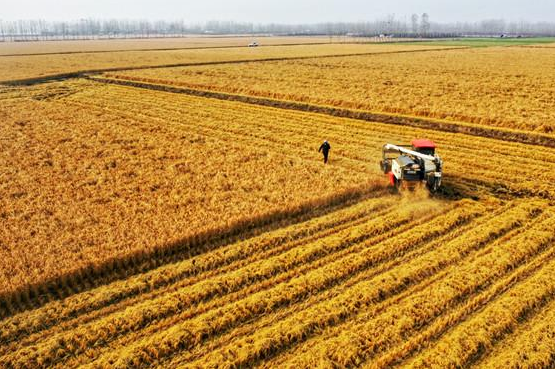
[110,46,555,133]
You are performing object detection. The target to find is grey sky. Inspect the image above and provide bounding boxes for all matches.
[1,0,553,23]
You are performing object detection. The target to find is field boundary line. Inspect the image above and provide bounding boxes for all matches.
[88,76,555,150]
[0,42,354,57]
[0,46,466,85]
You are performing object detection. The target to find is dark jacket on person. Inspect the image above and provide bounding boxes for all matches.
[318,142,331,153]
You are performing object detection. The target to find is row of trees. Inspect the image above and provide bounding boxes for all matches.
[1,15,554,42]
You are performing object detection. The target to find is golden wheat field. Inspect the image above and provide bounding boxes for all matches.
[0,43,458,84]
[108,46,555,134]
[2,39,555,368]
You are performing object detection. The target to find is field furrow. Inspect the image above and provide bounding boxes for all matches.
[0,196,396,349]
[369,220,555,368]
[476,297,555,368]
[406,217,555,368]
[274,201,549,368]
[57,201,482,368]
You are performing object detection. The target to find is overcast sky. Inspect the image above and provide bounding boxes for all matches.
[1,0,553,23]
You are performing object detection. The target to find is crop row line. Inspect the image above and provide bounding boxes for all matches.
[0,197,396,348]
[2,201,481,368]
[185,201,543,368]
[281,205,552,368]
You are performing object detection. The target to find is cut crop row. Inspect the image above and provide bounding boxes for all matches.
[65,201,483,368]
[282,204,553,368]
[186,200,545,368]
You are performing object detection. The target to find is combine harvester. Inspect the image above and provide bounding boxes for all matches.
[380,139,443,192]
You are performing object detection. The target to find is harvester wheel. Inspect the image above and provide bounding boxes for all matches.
[394,177,402,190]
[428,177,441,193]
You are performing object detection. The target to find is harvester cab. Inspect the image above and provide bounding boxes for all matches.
[380,139,443,192]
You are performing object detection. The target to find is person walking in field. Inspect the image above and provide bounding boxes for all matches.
[318,140,331,164]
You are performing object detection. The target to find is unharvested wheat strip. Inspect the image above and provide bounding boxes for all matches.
[438,155,551,188]
[65,84,385,149]
[164,202,508,368]
[74,84,410,156]
[106,89,388,145]
[72,81,555,165]
[112,47,555,133]
[3,200,458,368]
[368,222,555,369]
[89,79,544,157]
[53,79,555,152]
[73,84,555,189]
[283,206,554,368]
[138,86,555,166]
[406,230,555,368]
[0,196,394,349]
[80,89,553,181]
[67,95,372,172]
[476,296,555,369]
[0,44,462,83]
[188,201,544,368]
[62,97,368,173]
[71,202,482,369]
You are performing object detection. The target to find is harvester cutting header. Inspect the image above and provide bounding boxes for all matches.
[380,139,443,192]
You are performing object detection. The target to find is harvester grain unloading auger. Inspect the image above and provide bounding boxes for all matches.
[380,139,443,192]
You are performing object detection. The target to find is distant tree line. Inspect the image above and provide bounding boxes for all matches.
[1,15,554,42]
